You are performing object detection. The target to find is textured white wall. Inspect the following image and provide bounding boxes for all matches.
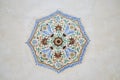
[0,0,120,80]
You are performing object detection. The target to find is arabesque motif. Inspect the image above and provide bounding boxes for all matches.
[26,10,90,73]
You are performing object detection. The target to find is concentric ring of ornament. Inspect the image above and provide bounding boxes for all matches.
[26,10,90,73]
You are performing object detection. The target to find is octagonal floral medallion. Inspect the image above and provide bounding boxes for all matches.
[26,10,90,73]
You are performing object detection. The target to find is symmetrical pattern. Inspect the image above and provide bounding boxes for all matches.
[26,10,90,73]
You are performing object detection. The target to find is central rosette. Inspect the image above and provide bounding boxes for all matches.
[53,37,63,46]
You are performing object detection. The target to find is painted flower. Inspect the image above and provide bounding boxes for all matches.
[27,10,90,73]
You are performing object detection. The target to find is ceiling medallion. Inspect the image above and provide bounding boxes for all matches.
[26,10,90,73]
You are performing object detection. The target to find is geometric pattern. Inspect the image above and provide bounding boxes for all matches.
[26,10,90,73]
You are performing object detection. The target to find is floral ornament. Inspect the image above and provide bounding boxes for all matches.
[26,10,90,73]
[55,25,62,31]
